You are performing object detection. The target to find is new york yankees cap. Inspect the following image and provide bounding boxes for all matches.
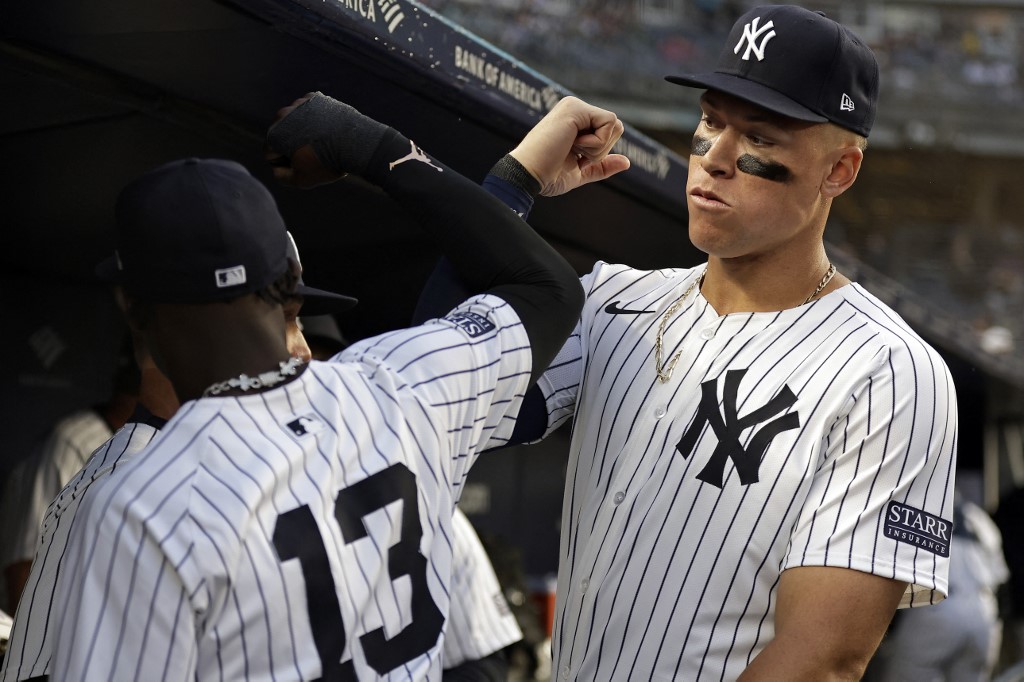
[97,158,356,312]
[666,5,879,137]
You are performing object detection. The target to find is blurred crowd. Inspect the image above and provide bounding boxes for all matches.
[422,0,1024,108]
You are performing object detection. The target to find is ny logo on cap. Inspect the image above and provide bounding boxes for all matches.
[734,17,776,62]
[215,265,247,288]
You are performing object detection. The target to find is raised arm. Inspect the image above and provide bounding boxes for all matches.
[266,92,586,382]
[412,96,630,323]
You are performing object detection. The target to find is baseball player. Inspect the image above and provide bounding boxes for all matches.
[419,6,959,680]
[0,378,131,611]
[48,92,604,680]
[0,235,351,682]
[296,315,524,679]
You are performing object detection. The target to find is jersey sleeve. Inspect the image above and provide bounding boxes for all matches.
[52,475,197,681]
[534,326,583,440]
[343,293,532,471]
[783,341,958,607]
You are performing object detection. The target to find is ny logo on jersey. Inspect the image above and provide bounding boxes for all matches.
[734,17,776,62]
[286,413,325,438]
[676,369,800,488]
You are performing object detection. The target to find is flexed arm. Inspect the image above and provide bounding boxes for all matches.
[265,92,584,381]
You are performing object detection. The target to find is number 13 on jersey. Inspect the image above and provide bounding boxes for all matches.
[272,463,444,680]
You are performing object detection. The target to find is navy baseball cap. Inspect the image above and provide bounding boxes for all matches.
[666,5,879,137]
[97,158,356,313]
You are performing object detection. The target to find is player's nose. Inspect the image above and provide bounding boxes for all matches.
[699,133,738,178]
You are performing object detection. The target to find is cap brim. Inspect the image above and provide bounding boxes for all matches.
[296,284,358,315]
[665,73,829,124]
[95,255,123,284]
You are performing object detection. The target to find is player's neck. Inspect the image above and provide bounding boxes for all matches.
[155,298,295,402]
[138,366,180,421]
[701,249,847,314]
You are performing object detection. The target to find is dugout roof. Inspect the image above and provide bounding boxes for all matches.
[1,0,1021,472]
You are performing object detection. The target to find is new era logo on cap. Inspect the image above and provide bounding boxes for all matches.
[840,93,855,112]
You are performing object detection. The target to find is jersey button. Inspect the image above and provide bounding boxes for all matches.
[561,666,571,680]
[700,327,716,340]
[613,491,625,505]
[580,578,590,592]
[654,406,666,419]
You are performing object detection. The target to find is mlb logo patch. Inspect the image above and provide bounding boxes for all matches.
[215,265,247,288]
[884,501,951,557]
[286,414,325,438]
[444,311,495,338]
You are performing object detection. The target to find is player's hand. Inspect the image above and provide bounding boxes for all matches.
[510,96,630,197]
[265,94,339,188]
[265,92,390,188]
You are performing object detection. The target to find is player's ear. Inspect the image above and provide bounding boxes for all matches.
[820,145,863,199]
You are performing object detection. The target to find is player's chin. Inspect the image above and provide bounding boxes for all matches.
[687,223,734,257]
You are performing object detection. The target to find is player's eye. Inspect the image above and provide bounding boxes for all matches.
[700,115,720,130]
[746,132,774,147]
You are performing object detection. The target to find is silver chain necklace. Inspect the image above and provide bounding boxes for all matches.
[654,263,836,383]
[202,357,306,397]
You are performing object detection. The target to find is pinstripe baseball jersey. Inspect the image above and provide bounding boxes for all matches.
[52,294,531,681]
[536,262,958,681]
[0,411,162,681]
[442,509,522,668]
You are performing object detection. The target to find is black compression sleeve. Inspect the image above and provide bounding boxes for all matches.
[365,130,583,383]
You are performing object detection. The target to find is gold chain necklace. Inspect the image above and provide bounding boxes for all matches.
[654,269,706,383]
[654,263,836,383]
[803,263,837,304]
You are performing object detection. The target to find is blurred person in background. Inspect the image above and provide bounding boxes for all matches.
[868,490,1009,681]
[0,347,136,612]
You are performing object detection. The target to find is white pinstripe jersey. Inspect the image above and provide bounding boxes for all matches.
[51,294,531,681]
[537,262,958,681]
[0,423,517,680]
[442,509,522,668]
[0,418,161,681]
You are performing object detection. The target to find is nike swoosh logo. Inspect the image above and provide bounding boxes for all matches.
[605,301,655,315]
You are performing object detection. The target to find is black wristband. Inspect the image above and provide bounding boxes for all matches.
[488,154,541,198]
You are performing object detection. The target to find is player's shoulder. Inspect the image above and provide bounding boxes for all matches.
[44,408,110,449]
[51,408,109,437]
[335,293,528,375]
[76,404,210,514]
[835,283,952,379]
[47,421,158,520]
[581,260,697,303]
